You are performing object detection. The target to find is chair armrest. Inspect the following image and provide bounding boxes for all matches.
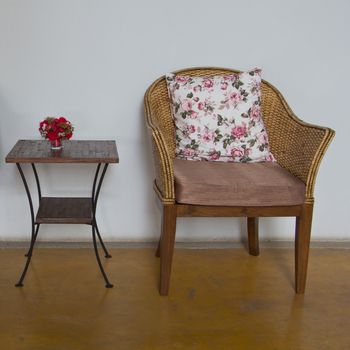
[144,108,175,204]
[266,86,335,200]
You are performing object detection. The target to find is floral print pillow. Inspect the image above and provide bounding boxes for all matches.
[166,69,275,162]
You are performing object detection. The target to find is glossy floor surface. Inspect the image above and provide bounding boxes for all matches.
[0,247,349,349]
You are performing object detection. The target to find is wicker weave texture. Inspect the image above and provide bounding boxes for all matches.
[144,67,335,202]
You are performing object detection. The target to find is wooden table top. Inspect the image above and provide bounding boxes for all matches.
[5,140,119,163]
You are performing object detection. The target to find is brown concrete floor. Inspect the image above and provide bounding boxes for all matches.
[0,247,349,350]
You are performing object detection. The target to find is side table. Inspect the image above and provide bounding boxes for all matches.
[5,140,119,288]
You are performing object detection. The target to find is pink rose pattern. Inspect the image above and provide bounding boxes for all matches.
[166,69,275,162]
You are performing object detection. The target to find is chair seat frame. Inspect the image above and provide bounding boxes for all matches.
[154,183,312,296]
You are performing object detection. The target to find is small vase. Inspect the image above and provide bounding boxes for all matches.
[50,139,62,150]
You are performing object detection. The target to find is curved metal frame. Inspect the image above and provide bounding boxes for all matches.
[91,163,113,288]
[15,163,40,287]
[92,164,112,258]
[24,164,41,258]
[32,163,42,201]
[15,162,113,288]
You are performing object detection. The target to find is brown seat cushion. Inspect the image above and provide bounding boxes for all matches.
[174,159,305,206]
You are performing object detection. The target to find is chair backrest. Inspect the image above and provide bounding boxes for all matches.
[144,67,288,160]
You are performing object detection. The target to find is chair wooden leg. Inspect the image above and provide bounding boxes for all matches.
[247,217,259,256]
[155,204,166,257]
[155,238,161,257]
[159,203,177,296]
[295,202,314,294]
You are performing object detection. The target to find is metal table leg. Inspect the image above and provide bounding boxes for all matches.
[92,163,112,258]
[15,163,41,287]
[92,163,113,288]
[24,164,41,257]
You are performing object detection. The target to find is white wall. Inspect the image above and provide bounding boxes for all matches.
[0,0,348,242]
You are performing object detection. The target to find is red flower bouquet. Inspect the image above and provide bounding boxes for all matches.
[39,117,74,149]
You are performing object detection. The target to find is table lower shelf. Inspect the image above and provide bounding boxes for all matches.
[36,197,93,224]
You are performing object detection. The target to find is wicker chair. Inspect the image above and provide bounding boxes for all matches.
[144,67,335,296]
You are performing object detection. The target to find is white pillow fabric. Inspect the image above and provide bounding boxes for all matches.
[166,69,275,162]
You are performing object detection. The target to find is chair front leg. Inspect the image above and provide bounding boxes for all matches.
[247,217,259,256]
[155,238,161,257]
[295,202,314,293]
[159,203,177,296]
[155,206,166,257]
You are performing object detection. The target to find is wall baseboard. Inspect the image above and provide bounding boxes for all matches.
[1,240,350,249]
